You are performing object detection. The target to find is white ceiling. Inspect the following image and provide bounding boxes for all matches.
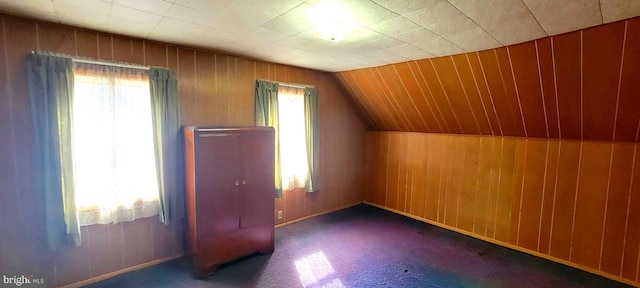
[1,0,639,72]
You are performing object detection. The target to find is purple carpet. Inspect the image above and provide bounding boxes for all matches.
[86,204,631,287]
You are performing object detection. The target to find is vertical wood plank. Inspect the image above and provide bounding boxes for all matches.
[452,54,492,135]
[538,140,560,254]
[415,59,460,134]
[458,136,480,232]
[508,42,547,138]
[195,51,216,124]
[494,138,516,243]
[621,145,640,280]
[601,143,635,276]
[495,48,526,137]
[571,142,611,269]
[477,50,518,136]
[615,19,640,142]
[553,31,582,140]
[535,38,560,139]
[549,141,581,261]
[509,138,527,245]
[432,57,478,135]
[582,22,625,141]
[518,139,547,251]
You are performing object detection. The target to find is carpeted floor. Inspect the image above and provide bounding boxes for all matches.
[86,204,632,288]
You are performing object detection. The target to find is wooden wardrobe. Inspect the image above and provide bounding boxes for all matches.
[183,126,275,278]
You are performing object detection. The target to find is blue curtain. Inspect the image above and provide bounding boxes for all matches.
[149,67,183,224]
[255,80,282,198]
[304,87,320,192]
[27,53,81,248]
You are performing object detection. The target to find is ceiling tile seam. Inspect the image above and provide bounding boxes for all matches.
[519,0,549,37]
[599,0,604,24]
[444,0,505,46]
[384,13,467,55]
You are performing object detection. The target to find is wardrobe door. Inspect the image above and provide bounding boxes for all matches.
[239,132,275,228]
[195,134,242,236]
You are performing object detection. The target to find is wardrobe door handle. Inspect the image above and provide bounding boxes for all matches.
[242,180,246,185]
[235,180,240,186]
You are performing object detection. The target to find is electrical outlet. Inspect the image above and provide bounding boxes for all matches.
[277,210,283,220]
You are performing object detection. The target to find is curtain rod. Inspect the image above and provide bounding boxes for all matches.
[258,79,314,89]
[31,50,150,71]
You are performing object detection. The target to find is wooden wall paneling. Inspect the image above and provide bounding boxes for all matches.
[350,69,392,130]
[614,19,640,142]
[406,61,446,133]
[495,48,526,137]
[342,70,396,130]
[452,54,492,135]
[485,137,502,238]
[393,63,434,132]
[177,48,196,125]
[582,22,625,141]
[534,38,560,139]
[571,142,612,269]
[339,70,383,129]
[621,145,640,280]
[373,67,413,131]
[518,139,547,251]
[425,134,441,222]
[385,65,423,132]
[476,50,519,137]
[552,31,583,140]
[415,59,460,133]
[410,134,427,216]
[215,54,231,124]
[508,138,527,245]
[397,133,409,212]
[143,41,166,67]
[445,135,464,227]
[508,42,547,138]
[5,16,38,272]
[468,53,500,135]
[549,141,581,261]
[0,16,13,272]
[97,34,112,60]
[194,51,216,125]
[333,72,379,130]
[37,22,75,54]
[380,132,391,207]
[538,140,560,254]
[458,136,480,232]
[431,57,479,135]
[235,57,255,125]
[601,143,635,276]
[410,61,451,134]
[365,133,377,202]
[75,30,99,59]
[386,133,400,210]
[473,137,492,236]
[53,227,91,286]
[113,36,141,63]
[86,224,110,277]
[493,137,516,243]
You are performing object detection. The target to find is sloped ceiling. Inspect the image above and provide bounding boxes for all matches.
[1,0,640,72]
[335,17,640,142]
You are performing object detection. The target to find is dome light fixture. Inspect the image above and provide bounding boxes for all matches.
[306,1,359,42]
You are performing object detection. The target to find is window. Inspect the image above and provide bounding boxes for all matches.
[72,63,159,226]
[277,86,309,191]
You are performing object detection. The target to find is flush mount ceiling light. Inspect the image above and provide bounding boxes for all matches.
[306,1,359,42]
